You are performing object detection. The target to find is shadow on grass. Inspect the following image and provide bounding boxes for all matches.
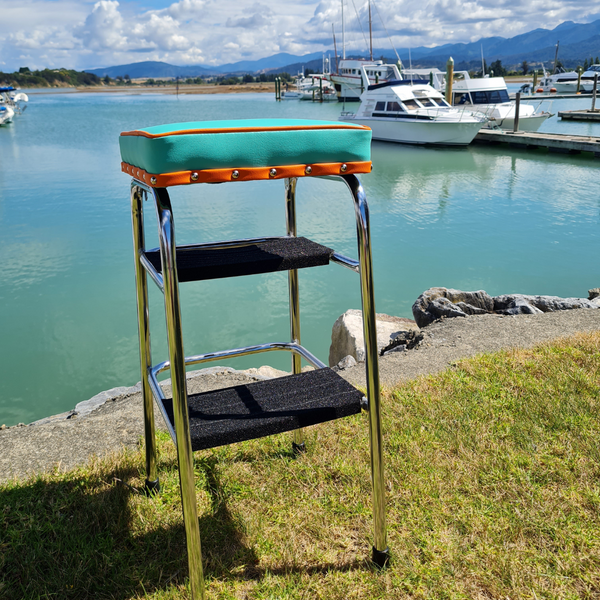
[0,451,364,599]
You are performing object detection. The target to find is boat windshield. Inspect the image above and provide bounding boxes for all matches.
[469,90,509,104]
[402,99,420,111]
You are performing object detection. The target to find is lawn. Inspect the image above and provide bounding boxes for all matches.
[1,332,599,599]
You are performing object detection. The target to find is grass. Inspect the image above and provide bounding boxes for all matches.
[1,331,600,599]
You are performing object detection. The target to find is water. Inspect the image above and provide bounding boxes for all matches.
[1,91,599,427]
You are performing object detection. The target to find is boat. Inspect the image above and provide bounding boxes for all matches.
[281,74,337,101]
[326,58,414,102]
[340,65,487,146]
[0,86,29,115]
[449,72,553,131]
[519,68,597,95]
[0,105,15,126]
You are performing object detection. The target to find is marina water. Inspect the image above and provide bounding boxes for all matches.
[1,90,599,427]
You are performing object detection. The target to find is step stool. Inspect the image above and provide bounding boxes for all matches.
[120,118,388,599]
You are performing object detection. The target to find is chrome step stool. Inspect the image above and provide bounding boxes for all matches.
[120,118,388,598]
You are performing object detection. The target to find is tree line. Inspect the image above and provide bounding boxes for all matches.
[0,67,101,87]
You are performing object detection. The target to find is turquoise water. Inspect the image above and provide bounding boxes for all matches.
[1,91,599,426]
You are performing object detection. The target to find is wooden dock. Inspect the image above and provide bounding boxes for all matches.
[473,129,600,157]
[558,109,600,121]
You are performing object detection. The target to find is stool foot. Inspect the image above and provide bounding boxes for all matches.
[292,441,306,455]
[144,478,160,495]
[371,546,390,569]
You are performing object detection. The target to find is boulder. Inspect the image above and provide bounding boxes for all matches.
[412,287,600,327]
[329,309,419,366]
[412,287,494,328]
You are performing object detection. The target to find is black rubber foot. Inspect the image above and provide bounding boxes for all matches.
[372,546,391,569]
[292,441,306,455]
[144,478,160,496]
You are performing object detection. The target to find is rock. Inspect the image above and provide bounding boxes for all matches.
[380,329,424,356]
[334,355,358,371]
[329,309,419,366]
[494,294,600,314]
[413,287,600,327]
[412,288,494,328]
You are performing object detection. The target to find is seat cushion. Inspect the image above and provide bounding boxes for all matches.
[120,119,372,186]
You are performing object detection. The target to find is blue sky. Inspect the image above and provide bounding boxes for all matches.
[0,0,598,72]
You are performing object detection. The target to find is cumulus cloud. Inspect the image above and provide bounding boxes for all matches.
[1,0,599,72]
[75,0,127,51]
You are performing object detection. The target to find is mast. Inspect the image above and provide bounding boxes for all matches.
[341,0,346,59]
[369,0,373,61]
[553,40,559,74]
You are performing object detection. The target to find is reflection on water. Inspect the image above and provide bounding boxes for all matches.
[0,91,599,426]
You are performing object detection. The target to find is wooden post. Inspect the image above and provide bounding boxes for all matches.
[320,77,323,102]
[513,92,521,132]
[445,57,454,104]
[592,74,598,112]
[577,67,582,93]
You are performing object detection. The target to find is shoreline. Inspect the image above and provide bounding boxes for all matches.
[26,83,277,95]
[1,309,599,483]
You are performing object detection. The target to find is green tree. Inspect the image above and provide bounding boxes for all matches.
[103,75,110,84]
[242,74,254,83]
[521,60,529,75]
[489,59,506,77]
[18,67,31,74]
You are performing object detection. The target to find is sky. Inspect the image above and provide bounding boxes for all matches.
[0,0,598,72]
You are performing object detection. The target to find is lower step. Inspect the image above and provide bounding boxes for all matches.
[146,236,333,282]
[161,368,364,451]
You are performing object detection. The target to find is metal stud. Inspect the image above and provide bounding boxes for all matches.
[269,168,277,178]
[150,177,157,185]
[340,164,348,172]
[232,170,239,179]
[137,171,140,177]
[305,166,312,175]
[191,172,199,181]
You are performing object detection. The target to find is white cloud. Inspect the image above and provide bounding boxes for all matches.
[0,0,598,72]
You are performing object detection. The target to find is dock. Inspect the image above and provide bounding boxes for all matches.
[558,109,600,121]
[473,129,600,157]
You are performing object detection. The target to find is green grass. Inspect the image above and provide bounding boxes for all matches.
[2,332,600,599]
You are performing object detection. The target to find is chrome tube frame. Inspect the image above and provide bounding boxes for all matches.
[340,174,389,565]
[285,178,305,450]
[147,341,327,445]
[130,183,159,492]
[152,187,205,600]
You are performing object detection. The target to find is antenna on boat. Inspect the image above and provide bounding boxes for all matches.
[553,41,559,74]
[480,44,485,77]
[332,25,340,72]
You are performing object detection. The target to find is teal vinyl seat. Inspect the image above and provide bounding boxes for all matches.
[122,118,388,599]
[120,118,372,186]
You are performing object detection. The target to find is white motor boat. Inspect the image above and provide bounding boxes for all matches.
[326,59,415,102]
[520,69,595,94]
[340,66,486,146]
[450,72,552,131]
[0,86,28,115]
[281,75,337,101]
[0,105,15,125]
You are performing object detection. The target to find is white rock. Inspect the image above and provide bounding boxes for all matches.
[329,309,419,366]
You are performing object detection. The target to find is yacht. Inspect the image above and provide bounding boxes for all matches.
[281,75,337,101]
[521,69,595,94]
[450,72,552,131]
[326,59,419,102]
[340,66,486,146]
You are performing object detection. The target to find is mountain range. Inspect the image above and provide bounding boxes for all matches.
[85,18,600,79]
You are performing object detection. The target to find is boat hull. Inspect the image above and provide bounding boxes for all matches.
[342,116,483,146]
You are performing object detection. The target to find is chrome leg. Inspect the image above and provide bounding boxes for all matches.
[342,174,389,567]
[285,178,305,453]
[153,188,206,599]
[131,183,159,493]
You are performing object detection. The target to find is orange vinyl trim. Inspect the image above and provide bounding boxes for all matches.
[120,123,371,139]
[121,161,372,187]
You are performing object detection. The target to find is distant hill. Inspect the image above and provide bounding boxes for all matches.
[85,18,600,79]
[85,61,217,79]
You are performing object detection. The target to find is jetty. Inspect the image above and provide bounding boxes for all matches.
[558,109,600,121]
[473,129,600,158]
